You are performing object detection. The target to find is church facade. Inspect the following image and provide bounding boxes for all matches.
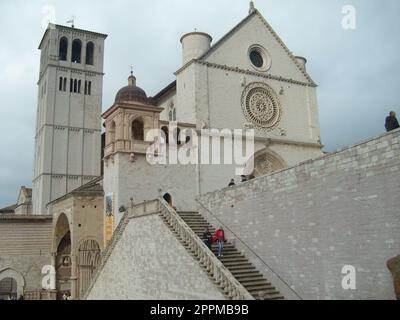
[0,3,353,300]
[102,6,323,228]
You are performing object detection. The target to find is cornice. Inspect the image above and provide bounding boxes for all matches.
[175,59,317,88]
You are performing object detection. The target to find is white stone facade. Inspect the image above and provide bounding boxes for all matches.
[104,9,323,224]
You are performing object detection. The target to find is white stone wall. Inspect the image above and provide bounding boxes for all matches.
[198,129,400,300]
[86,213,225,300]
[104,152,199,228]
[0,218,53,293]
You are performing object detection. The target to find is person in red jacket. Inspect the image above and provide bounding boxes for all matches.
[214,227,226,258]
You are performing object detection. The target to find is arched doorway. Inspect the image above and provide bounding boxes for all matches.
[54,213,71,300]
[77,239,101,298]
[0,268,25,300]
[56,231,71,299]
[163,193,172,206]
[0,278,17,300]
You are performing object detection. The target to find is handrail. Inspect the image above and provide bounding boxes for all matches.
[196,198,303,300]
[159,199,254,300]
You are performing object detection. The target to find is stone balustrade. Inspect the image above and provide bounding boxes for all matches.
[159,199,254,300]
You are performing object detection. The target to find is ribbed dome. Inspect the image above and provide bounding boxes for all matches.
[115,75,148,104]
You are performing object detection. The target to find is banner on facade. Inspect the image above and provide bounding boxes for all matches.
[105,193,114,247]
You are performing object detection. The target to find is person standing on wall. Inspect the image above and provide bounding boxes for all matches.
[213,227,227,258]
[228,179,236,187]
[385,111,400,132]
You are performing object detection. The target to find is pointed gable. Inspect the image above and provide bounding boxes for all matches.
[200,10,315,85]
[17,187,32,206]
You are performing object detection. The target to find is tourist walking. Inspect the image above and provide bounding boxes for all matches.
[385,111,400,132]
[213,227,226,258]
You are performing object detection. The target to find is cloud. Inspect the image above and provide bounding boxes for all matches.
[0,0,399,207]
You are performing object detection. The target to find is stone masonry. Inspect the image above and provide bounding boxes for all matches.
[197,128,400,300]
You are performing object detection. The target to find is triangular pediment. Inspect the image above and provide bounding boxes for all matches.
[17,187,32,206]
[200,10,315,85]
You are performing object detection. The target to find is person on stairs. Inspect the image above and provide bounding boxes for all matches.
[202,227,212,250]
[213,227,227,258]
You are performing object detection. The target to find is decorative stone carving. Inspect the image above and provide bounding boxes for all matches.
[241,82,282,131]
[253,152,285,177]
[387,255,400,300]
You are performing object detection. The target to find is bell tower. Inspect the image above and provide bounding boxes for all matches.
[32,24,107,215]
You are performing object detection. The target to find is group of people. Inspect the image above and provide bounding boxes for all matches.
[228,174,255,187]
[202,227,226,258]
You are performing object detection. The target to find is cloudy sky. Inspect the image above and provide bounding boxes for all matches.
[0,0,399,207]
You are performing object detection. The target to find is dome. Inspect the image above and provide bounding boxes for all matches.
[115,75,148,104]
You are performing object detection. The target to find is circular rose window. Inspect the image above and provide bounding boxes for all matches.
[241,82,282,131]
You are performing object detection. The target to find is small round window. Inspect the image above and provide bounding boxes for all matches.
[248,45,271,71]
[250,50,264,68]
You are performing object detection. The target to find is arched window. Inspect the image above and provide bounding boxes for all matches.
[59,77,63,91]
[78,80,81,93]
[109,121,116,144]
[77,240,100,298]
[168,103,177,121]
[63,78,67,92]
[0,277,17,300]
[71,39,82,63]
[161,126,169,144]
[74,79,78,93]
[88,81,92,95]
[70,79,73,92]
[132,119,144,141]
[86,42,94,65]
[175,128,182,145]
[59,37,68,61]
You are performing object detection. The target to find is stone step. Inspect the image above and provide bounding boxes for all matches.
[231,272,261,278]
[235,274,267,282]
[220,257,248,262]
[227,265,256,271]
[222,261,253,267]
[241,280,272,287]
[256,293,285,300]
[173,210,284,300]
[245,284,278,291]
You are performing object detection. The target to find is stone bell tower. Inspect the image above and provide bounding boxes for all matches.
[32,24,107,215]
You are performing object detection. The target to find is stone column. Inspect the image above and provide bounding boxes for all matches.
[51,252,57,291]
[70,254,78,299]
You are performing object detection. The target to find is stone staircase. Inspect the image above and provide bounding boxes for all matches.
[177,211,284,300]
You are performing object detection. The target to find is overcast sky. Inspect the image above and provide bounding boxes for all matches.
[0,0,399,207]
